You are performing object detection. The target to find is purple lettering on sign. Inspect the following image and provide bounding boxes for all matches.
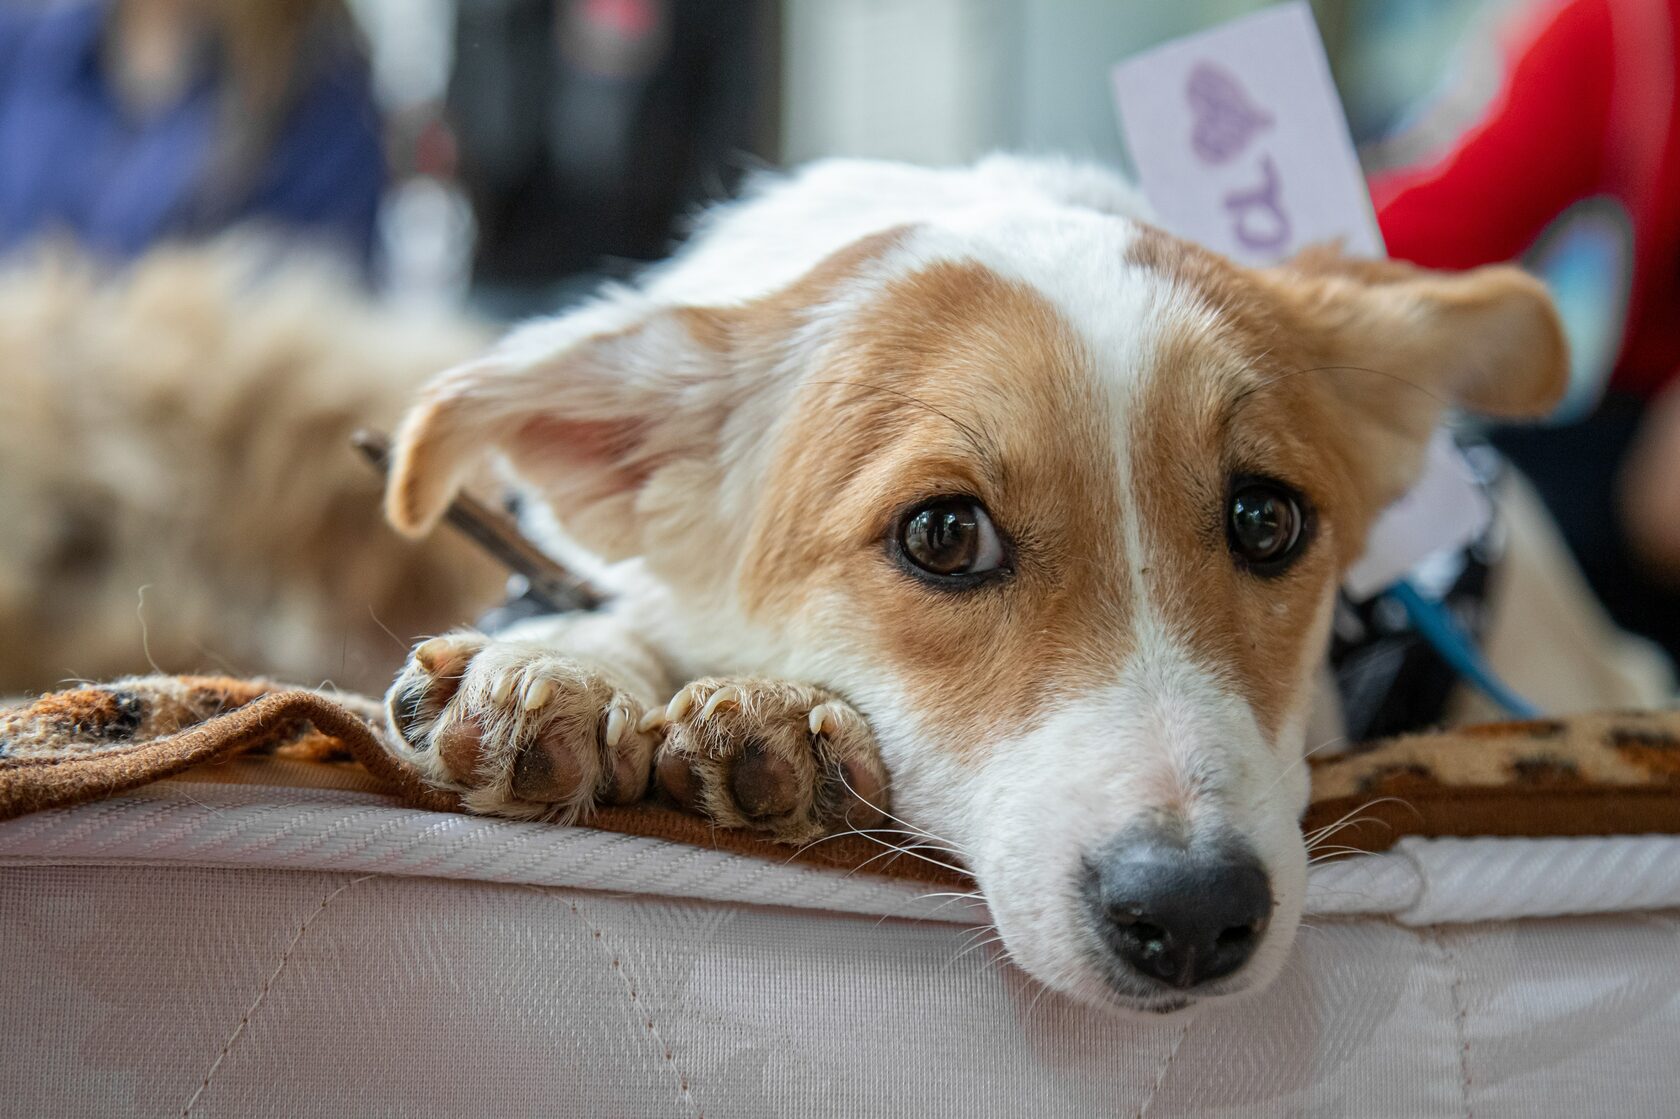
[1223,155,1291,251]
[1186,61,1273,165]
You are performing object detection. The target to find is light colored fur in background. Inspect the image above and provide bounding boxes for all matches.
[0,238,505,697]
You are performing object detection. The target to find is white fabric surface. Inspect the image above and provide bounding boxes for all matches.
[6,781,1680,924]
[3,780,1679,1116]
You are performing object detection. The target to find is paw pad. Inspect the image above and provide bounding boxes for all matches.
[651,678,889,842]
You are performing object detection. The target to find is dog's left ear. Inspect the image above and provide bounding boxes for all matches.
[1258,249,1568,517]
[1271,247,1569,420]
[384,295,757,561]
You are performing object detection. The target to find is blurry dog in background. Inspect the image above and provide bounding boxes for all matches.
[0,239,505,697]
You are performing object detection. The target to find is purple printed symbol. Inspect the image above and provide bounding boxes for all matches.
[1224,155,1291,252]
[1186,61,1273,165]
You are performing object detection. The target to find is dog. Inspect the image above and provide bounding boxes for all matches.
[379,153,1583,1016]
[0,238,506,697]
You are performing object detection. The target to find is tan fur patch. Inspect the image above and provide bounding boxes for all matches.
[1126,228,1420,563]
[743,259,1132,754]
[740,230,1439,757]
[1118,227,1564,740]
[1122,230,1473,739]
[730,224,1553,766]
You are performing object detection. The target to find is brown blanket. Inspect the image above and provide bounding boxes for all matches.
[3,675,1678,887]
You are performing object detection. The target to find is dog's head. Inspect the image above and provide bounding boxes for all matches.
[385,202,1565,1014]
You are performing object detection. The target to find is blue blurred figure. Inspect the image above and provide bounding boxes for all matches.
[0,0,383,268]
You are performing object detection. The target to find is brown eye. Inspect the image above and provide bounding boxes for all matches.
[897,497,1006,582]
[1227,479,1307,573]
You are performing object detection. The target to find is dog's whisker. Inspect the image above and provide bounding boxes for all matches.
[846,834,969,877]
[838,819,967,864]
[951,925,1002,954]
[847,834,971,879]
[943,930,1006,973]
[812,817,973,879]
[785,809,963,870]
[1249,732,1347,810]
[134,584,164,675]
[791,822,925,866]
[807,826,973,884]
[834,847,928,884]
[1284,731,1346,776]
[1022,977,1056,1030]
[1306,843,1371,863]
[1302,796,1411,847]
[904,890,987,919]
[1308,836,1376,853]
[832,769,973,861]
[365,605,409,653]
[1305,815,1387,848]
[835,843,923,878]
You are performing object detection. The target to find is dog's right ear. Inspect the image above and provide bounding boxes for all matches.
[384,295,750,561]
[387,225,910,560]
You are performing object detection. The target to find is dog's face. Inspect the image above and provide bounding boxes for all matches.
[387,205,1564,1013]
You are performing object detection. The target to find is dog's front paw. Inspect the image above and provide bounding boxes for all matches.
[649,678,889,843]
[386,632,658,819]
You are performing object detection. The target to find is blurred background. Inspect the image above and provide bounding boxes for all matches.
[0,0,1518,309]
[375,0,1522,314]
[2,0,1677,697]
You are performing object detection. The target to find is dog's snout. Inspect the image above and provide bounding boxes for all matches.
[1083,836,1273,991]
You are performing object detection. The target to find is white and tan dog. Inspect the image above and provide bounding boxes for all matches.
[380,155,1569,1015]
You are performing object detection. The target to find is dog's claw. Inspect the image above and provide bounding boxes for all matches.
[605,705,628,748]
[699,685,740,720]
[808,703,838,738]
[522,676,557,711]
[666,687,696,721]
[636,708,667,734]
[414,637,451,674]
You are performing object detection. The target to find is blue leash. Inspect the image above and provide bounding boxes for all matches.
[1387,580,1542,719]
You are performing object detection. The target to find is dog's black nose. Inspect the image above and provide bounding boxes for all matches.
[1083,837,1272,990]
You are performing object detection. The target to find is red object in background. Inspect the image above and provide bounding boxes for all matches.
[1371,0,1680,399]
[582,0,659,40]
[413,116,458,180]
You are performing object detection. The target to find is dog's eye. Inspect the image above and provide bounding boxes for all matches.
[1227,479,1307,573]
[897,497,1006,582]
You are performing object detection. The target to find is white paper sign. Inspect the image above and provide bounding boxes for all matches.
[1342,430,1492,600]
[1111,1,1489,597]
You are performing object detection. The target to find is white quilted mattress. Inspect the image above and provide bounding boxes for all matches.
[3,777,1679,1117]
